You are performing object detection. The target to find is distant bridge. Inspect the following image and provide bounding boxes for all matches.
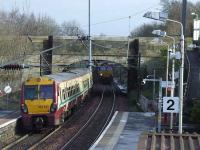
[27,35,155,42]
[26,54,129,67]
[28,35,130,42]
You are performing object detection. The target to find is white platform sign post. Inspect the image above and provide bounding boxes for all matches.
[4,85,12,110]
[163,97,179,113]
[161,81,175,88]
[193,20,200,41]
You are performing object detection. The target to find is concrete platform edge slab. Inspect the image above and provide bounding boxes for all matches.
[90,111,129,150]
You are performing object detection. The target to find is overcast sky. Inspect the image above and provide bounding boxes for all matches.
[0,0,199,36]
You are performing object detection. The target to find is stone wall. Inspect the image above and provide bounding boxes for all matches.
[0,117,21,145]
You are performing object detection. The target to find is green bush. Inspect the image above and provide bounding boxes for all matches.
[128,90,137,105]
[190,102,200,124]
[128,90,142,112]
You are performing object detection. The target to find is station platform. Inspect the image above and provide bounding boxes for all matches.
[0,111,20,128]
[90,111,155,150]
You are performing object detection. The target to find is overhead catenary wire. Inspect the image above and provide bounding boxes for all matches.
[82,4,160,29]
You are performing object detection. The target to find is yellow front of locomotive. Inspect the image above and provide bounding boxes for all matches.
[99,70,113,78]
[21,77,57,129]
[98,66,113,84]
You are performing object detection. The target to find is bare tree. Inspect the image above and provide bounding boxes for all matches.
[130,0,200,37]
[130,23,165,37]
[60,20,84,36]
[160,0,199,37]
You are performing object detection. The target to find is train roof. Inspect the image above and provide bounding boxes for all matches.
[45,68,91,83]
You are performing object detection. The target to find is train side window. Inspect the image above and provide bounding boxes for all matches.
[57,86,60,96]
[60,89,62,99]
[77,85,80,92]
[63,93,66,100]
[65,88,68,98]
[70,86,73,95]
[71,89,73,95]
[67,87,70,94]
[83,80,88,88]
[74,86,76,94]
[68,86,71,97]
[76,86,79,93]
[64,89,66,100]
[71,90,73,96]
[62,89,65,100]
[67,89,70,97]
[68,90,70,97]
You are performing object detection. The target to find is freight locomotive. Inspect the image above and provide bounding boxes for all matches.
[96,65,113,84]
[20,68,92,130]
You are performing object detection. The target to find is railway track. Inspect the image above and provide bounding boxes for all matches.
[61,85,116,150]
[2,84,116,150]
[2,93,98,149]
[33,84,115,150]
[2,128,55,150]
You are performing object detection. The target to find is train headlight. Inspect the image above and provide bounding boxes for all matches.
[50,103,57,113]
[21,104,28,114]
[100,73,103,76]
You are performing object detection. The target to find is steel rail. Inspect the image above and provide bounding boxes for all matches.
[28,127,62,150]
[3,128,55,150]
[28,96,94,150]
[89,85,116,148]
[3,93,87,150]
[60,87,106,150]
[2,134,29,150]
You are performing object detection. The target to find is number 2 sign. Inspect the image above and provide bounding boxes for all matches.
[163,97,179,113]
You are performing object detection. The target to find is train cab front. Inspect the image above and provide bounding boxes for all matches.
[21,77,59,130]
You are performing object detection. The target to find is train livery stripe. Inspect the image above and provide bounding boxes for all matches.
[59,87,90,107]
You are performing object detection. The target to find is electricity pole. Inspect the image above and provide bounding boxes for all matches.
[88,0,92,71]
[182,0,187,35]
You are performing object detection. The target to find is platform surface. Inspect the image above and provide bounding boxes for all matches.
[0,111,20,128]
[90,111,155,150]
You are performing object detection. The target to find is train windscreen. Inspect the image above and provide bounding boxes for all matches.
[24,85,53,100]
[24,85,38,100]
[39,85,53,99]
